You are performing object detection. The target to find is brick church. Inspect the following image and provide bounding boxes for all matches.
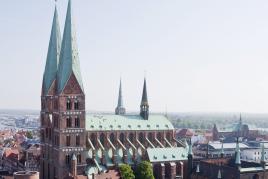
[40,1,188,179]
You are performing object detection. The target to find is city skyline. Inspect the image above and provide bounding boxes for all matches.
[2,0,268,113]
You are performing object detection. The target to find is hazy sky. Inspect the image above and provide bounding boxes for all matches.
[1,0,268,113]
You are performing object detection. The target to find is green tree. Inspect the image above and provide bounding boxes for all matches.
[135,161,154,179]
[119,164,135,179]
[26,131,33,139]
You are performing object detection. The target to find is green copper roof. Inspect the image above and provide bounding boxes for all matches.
[147,147,188,162]
[42,6,61,95]
[57,0,84,93]
[86,114,174,131]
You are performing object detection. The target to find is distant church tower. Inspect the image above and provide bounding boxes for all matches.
[40,1,86,178]
[140,78,149,120]
[115,79,126,115]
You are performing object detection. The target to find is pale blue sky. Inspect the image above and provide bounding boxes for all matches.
[1,0,268,113]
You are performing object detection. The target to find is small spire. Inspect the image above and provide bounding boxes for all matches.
[115,79,126,115]
[141,78,148,105]
[239,113,242,125]
[72,153,77,161]
[140,78,149,120]
[217,169,222,179]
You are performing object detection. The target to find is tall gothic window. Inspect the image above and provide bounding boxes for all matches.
[77,153,81,164]
[75,117,80,128]
[66,117,72,128]
[65,154,70,165]
[76,135,80,146]
[66,136,70,146]
[74,100,79,110]
[66,100,71,110]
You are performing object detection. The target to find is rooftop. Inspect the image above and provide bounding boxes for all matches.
[86,114,174,131]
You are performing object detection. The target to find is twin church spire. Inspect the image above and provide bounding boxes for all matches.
[43,1,150,118]
[115,78,149,120]
[42,0,83,95]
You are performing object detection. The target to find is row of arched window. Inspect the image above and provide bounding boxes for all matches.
[66,100,80,110]
[66,135,80,147]
[66,117,80,128]
[90,132,172,147]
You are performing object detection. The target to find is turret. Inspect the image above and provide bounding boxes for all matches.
[71,154,77,177]
[115,79,126,115]
[140,78,149,120]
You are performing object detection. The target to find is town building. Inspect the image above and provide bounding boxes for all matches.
[211,115,259,142]
[40,1,187,179]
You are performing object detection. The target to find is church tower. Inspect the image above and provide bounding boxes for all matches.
[40,4,61,179]
[115,79,126,115]
[140,78,149,120]
[41,1,86,178]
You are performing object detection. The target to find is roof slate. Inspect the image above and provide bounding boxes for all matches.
[86,114,174,131]
[147,147,188,162]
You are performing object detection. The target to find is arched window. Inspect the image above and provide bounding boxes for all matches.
[74,100,79,110]
[157,132,161,140]
[148,133,153,141]
[110,133,115,143]
[100,133,105,146]
[66,135,70,146]
[119,133,124,143]
[77,153,82,164]
[66,100,71,110]
[66,117,72,128]
[139,133,144,143]
[76,135,80,146]
[129,133,134,143]
[65,154,70,165]
[166,132,171,141]
[90,133,96,146]
[75,117,80,128]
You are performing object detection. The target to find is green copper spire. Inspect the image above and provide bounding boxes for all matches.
[42,5,61,95]
[115,79,126,115]
[57,0,84,93]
